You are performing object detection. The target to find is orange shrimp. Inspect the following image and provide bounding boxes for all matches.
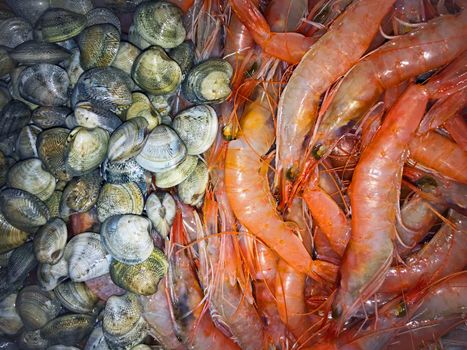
[409,131,467,183]
[332,84,429,327]
[167,0,194,12]
[275,0,396,204]
[265,0,307,32]
[444,113,467,152]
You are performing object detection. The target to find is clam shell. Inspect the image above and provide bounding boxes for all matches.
[74,102,122,132]
[134,1,185,49]
[112,41,140,75]
[125,93,160,131]
[84,323,110,350]
[44,190,62,218]
[178,159,209,207]
[64,232,111,282]
[65,127,109,176]
[96,182,144,223]
[32,106,70,129]
[8,242,38,285]
[18,329,49,350]
[169,40,194,77]
[49,0,94,15]
[0,188,50,233]
[48,346,81,350]
[86,8,121,33]
[0,46,15,77]
[7,158,56,201]
[132,46,182,95]
[149,94,171,119]
[18,63,69,106]
[8,66,38,109]
[0,17,33,48]
[16,285,61,330]
[135,125,186,172]
[145,192,175,239]
[5,0,49,25]
[100,214,153,265]
[0,293,23,335]
[78,23,120,70]
[67,48,84,89]
[0,82,11,111]
[0,151,13,187]
[37,127,72,181]
[172,105,218,155]
[40,314,95,346]
[0,212,29,254]
[10,41,70,65]
[128,23,151,50]
[154,154,197,188]
[16,125,42,160]
[0,100,31,138]
[102,158,150,192]
[107,117,149,162]
[33,218,67,264]
[54,281,98,314]
[0,134,17,158]
[34,8,87,43]
[110,248,168,296]
[37,258,69,291]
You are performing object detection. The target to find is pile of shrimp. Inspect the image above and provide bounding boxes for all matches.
[144,0,467,349]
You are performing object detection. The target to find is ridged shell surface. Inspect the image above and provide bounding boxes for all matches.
[85,7,121,32]
[54,281,98,314]
[37,127,72,181]
[107,117,149,162]
[78,23,120,70]
[74,102,122,132]
[178,158,209,207]
[0,212,29,254]
[96,182,144,223]
[112,41,140,75]
[0,293,23,335]
[32,106,70,129]
[15,125,42,160]
[154,154,197,188]
[0,100,31,138]
[0,17,32,48]
[33,217,67,264]
[40,314,95,346]
[34,8,87,43]
[10,41,70,65]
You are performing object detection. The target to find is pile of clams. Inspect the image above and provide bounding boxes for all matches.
[0,0,232,348]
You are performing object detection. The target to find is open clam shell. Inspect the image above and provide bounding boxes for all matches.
[145,192,176,239]
[96,182,144,223]
[33,217,67,264]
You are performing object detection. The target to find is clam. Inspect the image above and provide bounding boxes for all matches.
[65,232,110,282]
[182,59,233,104]
[103,293,147,350]
[18,63,69,106]
[7,158,56,201]
[145,192,176,239]
[37,127,72,181]
[131,345,151,350]
[128,23,151,50]
[0,82,11,111]
[135,124,186,172]
[7,242,38,285]
[49,0,94,15]
[0,188,49,233]
[0,151,13,187]
[112,41,140,75]
[107,117,149,162]
[0,212,29,254]
[132,46,182,95]
[65,127,109,176]
[37,258,69,291]
[172,105,218,155]
[54,281,98,314]
[125,92,160,130]
[86,8,121,33]
[33,218,67,264]
[102,158,150,192]
[0,293,23,335]
[5,0,49,25]
[96,183,144,223]
[15,125,42,160]
[40,314,95,346]
[0,100,31,138]
[169,40,195,76]
[16,286,61,330]
[10,41,70,65]
[74,102,122,132]
[67,48,84,88]
[0,46,15,77]
[110,248,168,296]
[100,214,153,265]
[34,8,87,43]
[0,17,33,48]
[149,94,171,120]
[32,106,70,129]
[0,134,17,158]
[78,24,120,70]
[155,155,198,188]
[9,66,39,109]
[44,190,62,218]
[85,323,110,350]
[133,1,185,49]
[0,251,11,268]
[18,329,49,350]
[178,159,209,207]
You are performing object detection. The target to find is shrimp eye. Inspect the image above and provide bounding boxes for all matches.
[245,62,258,78]
[286,166,298,181]
[312,144,324,160]
[394,301,407,317]
[415,176,437,193]
[331,305,341,319]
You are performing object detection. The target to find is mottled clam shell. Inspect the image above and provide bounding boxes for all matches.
[32,106,70,129]
[112,41,140,75]
[182,59,233,104]
[0,46,15,77]
[65,127,109,176]
[154,154,197,188]
[102,158,150,192]
[0,188,50,233]
[7,158,56,201]
[44,190,62,218]
[86,8,121,33]
[128,23,151,50]
[0,17,33,48]
[49,0,94,15]
[84,323,110,350]
[10,41,70,65]
[134,1,185,49]
[7,242,38,285]
[149,94,171,119]
[178,159,209,207]
[110,248,168,296]
[145,192,176,239]
[8,66,38,109]
[135,125,186,172]
[33,218,67,264]
[172,105,218,155]
[0,212,29,254]
[74,102,122,132]
[100,214,153,265]
[64,232,110,282]
[132,46,182,95]
[169,40,194,77]
[78,24,120,70]
[15,125,42,160]
[96,182,144,223]
[18,64,69,106]
[18,329,49,350]
[16,285,61,331]
[5,0,49,24]
[0,100,31,138]
[54,281,98,314]
[85,274,125,302]
[40,314,95,346]
[107,117,149,162]
[125,93,160,130]
[34,8,87,43]
[0,293,23,335]
[37,127,72,181]
[37,258,69,291]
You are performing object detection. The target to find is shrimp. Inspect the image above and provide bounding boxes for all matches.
[167,0,194,12]
[312,10,467,159]
[275,0,396,203]
[332,84,429,327]
[444,113,467,152]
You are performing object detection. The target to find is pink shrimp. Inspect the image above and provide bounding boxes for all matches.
[444,113,467,152]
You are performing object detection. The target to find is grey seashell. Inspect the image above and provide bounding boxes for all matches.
[33,218,67,264]
[0,211,29,254]
[169,40,194,77]
[135,125,186,172]
[0,100,31,138]
[15,125,42,160]
[0,134,17,158]
[0,17,33,48]
[154,154,197,188]
[86,8,121,33]
[34,8,87,43]
[125,92,160,131]
[100,214,153,265]
[40,314,95,346]
[0,46,15,77]
[49,0,94,15]
[148,94,171,119]
[0,151,13,187]
[37,127,73,181]
[8,66,39,109]
[84,323,110,350]
[15,285,61,331]
[107,117,149,162]
[37,258,69,291]
[64,232,111,282]
[101,158,150,192]
[66,48,84,89]
[0,293,23,335]
[112,41,140,75]
[32,106,70,129]
[7,242,38,285]
[128,24,151,50]
[0,251,12,268]
[145,192,176,239]
[10,41,70,65]
[5,0,49,25]
[96,183,144,223]
[177,158,208,208]
[74,102,122,132]
[54,280,98,314]
[18,329,49,350]
[7,158,56,201]
[44,190,63,218]
[0,82,12,111]
[78,23,120,70]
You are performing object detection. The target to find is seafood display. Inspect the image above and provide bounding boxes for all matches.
[0,0,465,349]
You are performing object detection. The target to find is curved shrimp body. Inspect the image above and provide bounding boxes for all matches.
[314,11,467,158]
[332,85,429,324]
[444,113,467,152]
[275,0,396,199]
[409,131,467,183]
